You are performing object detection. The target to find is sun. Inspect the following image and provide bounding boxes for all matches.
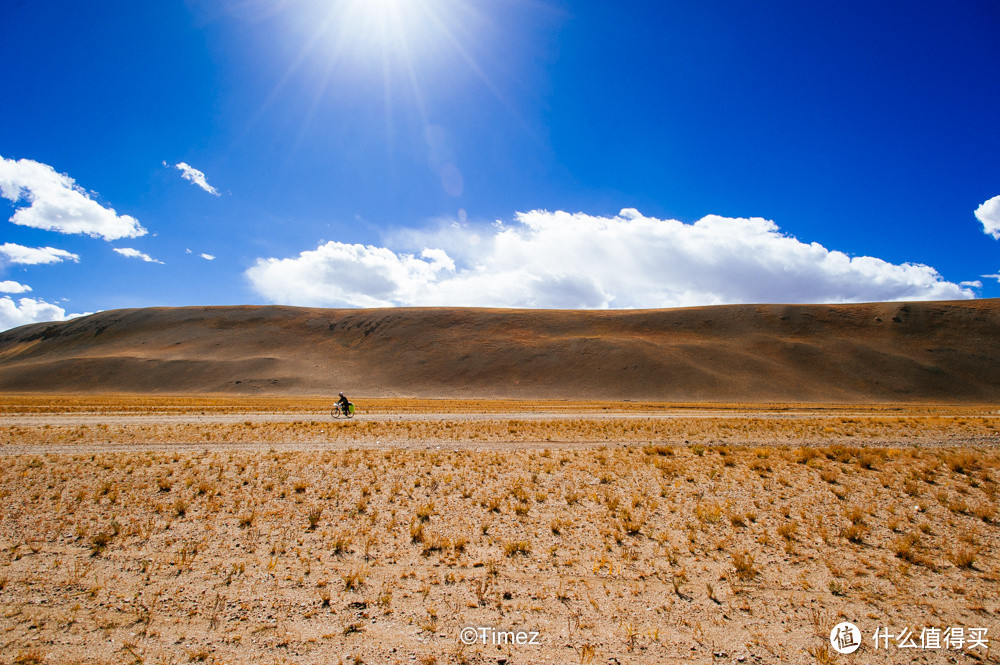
[343,0,417,51]
[311,0,470,68]
[250,0,501,146]
[284,0,492,111]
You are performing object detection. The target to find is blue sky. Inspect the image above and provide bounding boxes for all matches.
[1,0,999,328]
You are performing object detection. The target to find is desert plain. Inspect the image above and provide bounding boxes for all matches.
[1,301,999,663]
[0,395,998,665]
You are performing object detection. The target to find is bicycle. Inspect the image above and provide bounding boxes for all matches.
[331,402,356,418]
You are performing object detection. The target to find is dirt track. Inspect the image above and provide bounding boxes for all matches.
[3,406,999,456]
[0,408,971,426]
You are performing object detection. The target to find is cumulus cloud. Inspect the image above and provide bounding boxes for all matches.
[0,242,80,265]
[200,253,215,261]
[174,162,219,196]
[976,195,1000,240]
[0,296,88,332]
[113,247,163,264]
[0,281,31,294]
[0,156,146,240]
[246,209,973,308]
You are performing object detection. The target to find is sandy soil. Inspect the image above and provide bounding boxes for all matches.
[1,397,998,664]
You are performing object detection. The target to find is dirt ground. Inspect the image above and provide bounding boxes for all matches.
[0,395,998,664]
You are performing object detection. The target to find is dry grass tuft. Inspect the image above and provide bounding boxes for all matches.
[948,546,976,569]
[502,539,531,557]
[732,550,758,581]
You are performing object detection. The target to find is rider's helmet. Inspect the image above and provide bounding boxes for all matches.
[339,392,345,397]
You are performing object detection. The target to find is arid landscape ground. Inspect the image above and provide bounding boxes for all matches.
[1,395,997,664]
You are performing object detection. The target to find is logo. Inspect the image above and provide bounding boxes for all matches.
[831,622,861,654]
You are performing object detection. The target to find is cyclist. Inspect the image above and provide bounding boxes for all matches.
[336,392,352,415]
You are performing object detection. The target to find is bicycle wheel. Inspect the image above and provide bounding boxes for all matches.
[345,404,355,418]
[331,406,342,418]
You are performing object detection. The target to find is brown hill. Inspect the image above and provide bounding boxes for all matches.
[0,301,999,401]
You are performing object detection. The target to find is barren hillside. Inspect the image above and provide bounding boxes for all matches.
[1,300,999,401]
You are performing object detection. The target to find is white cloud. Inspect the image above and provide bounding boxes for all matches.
[200,253,215,260]
[0,296,88,332]
[246,208,974,308]
[113,247,164,264]
[976,195,1000,240]
[0,280,31,293]
[0,156,147,240]
[0,242,80,265]
[174,162,220,196]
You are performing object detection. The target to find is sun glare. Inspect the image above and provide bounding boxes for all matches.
[328,0,462,65]
[276,0,498,115]
[248,0,508,153]
[345,0,410,47]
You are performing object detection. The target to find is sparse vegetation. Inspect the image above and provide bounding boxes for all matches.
[0,396,997,664]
